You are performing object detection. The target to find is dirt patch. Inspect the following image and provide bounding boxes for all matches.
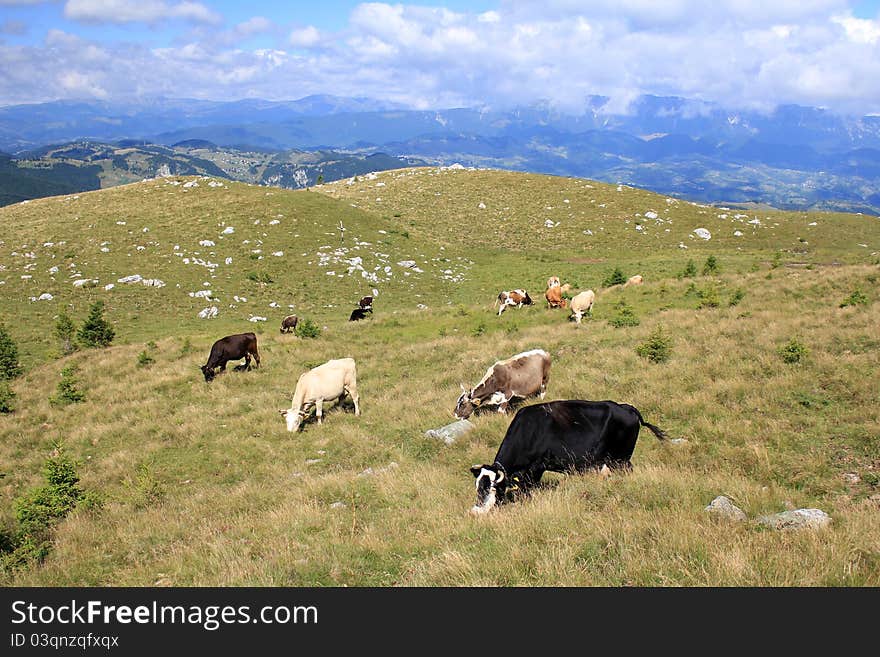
[566,257,606,264]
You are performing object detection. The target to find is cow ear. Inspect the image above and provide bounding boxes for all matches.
[470,465,483,478]
[460,383,467,393]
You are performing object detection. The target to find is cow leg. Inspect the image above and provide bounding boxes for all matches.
[315,399,324,425]
[243,354,251,371]
[252,348,261,369]
[345,386,360,416]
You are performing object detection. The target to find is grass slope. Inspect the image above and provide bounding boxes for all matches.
[0,168,878,585]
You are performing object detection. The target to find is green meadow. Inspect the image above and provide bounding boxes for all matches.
[0,167,878,585]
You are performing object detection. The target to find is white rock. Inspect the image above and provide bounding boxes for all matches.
[118,274,143,284]
[221,227,235,235]
[36,293,53,301]
[693,228,712,240]
[705,496,747,522]
[757,508,831,530]
[645,211,658,219]
[104,284,115,290]
[248,316,267,322]
[734,230,743,237]
[73,278,98,288]
[199,240,215,247]
[198,306,218,319]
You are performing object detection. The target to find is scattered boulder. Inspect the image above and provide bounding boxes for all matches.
[757,508,831,531]
[693,228,712,240]
[198,306,218,319]
[358,462,399,477]
[424,419,475,445]
[704,495,747,522]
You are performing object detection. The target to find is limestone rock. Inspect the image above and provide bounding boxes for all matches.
[705,495,747,522]
[757,508,831,530]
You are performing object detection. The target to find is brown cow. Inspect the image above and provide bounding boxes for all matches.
[200,333,261,382]
[454,349,551,419]
[280,314,299,333]
[545,285,568,308]
[495,289,533,316]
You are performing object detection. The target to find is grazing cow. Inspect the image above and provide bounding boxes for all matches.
[495,289,533,316]
[569,290,596,324]
[280,314,299,333]
[455,349,551,419]
[280,357,359,432]
[358,296,374,311]
[469,399,667,515]
[200,332,260,382]
[547,276,561,289]
[624,275,644,287]
[545,284,568,309]
[349,307,370,321]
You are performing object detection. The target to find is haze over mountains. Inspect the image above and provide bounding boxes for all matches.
[2,93,879,214]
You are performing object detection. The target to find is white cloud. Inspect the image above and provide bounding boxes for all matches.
[289,25,321,48]
[2,1,879,115]
[64,0,221,25]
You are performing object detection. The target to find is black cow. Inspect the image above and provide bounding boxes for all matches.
[200,332,261,382]
[358,296,374,311]
[469,399,666,514]
[349,308,370,321]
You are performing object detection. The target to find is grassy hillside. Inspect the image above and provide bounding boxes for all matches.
[0,168,878,585]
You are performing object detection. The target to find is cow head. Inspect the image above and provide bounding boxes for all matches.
[454,386,481,419]
[201,365,215,382]
[469,463,507,515]
[279,408,305,432]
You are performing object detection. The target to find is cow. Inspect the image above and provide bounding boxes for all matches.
[280,357,359,432]
[624,275,644,287]
[569,290,596,324]
[200,333,261,382]
[280,314,299,333]
[495,289,533,316]
[358,296,374,311]
[349,307,370,321]
[545,284,568,309]
[469,399,667,515]
[547,276,560,289]
[454,349,550,419]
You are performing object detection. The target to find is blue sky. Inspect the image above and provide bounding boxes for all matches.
[1,1,879,114]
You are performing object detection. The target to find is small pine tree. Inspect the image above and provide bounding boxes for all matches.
[702,255,720,275]
[54,313,77,355]
[602,267,627,287]
[0,382,15,414]
[77,301,115,348]
[0,324,22,380]
[294,318,321,339]
[608,299,640,328]
[50,365,85,406]
[840,289,868,308]
[636,325,673,363]
[682,259,698,278]
[778,338,809,365]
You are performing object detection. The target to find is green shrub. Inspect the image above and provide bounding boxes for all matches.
[125,464,165,510]
[778,338,809,364]
[602,267,627,287]
[771,251,783,269]
[698,283,721,309]
[50,365,85,406]
[246,271,273,284]
[840,289,868,308]
[77,301,115,348]
[636,325,673,363]
[0,382,15,413]
[0,324,22,380]
[681,259,697,278]
[472,321,487,337]
[54,313,77,356]
[179,337,193,355]
[608,300,640,328]
[137,351,155,368]
[295,318,321,339]
[2,446,87,571]
[729,288,745,306]
[702,255,720,275]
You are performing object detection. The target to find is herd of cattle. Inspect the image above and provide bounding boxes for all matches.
[200,274,665,515]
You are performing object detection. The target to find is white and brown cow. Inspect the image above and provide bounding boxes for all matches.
[495,289,533,316]
[280,357,359,432]
[624,275,644,287]
[454,349,551,419]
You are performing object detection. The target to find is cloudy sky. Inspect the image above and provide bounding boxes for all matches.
[1,1,879,114]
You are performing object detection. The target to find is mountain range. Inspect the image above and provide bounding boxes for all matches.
[1,94,879,214]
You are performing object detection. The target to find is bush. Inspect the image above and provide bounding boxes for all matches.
[50,365,85,406]
[2,446,87,571]
[608,300,640,328]
[77,301,115,348]
[137,351,155,368]
[771,251,783,269]
[0,382,15,413]
[295,318,321,339]
[729,288,745,306]
[681,259,697,278]
[778,338,809,364]
[0,324,22,380]
[472,321,487,337]
[602,267,627,287]
[702,255,720,275]
[246,271,273,284]
[840,289,868,308]
[54,313,77,356]
[636,325,673,363]
[697,283,721,309]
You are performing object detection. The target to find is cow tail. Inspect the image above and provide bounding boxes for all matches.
[630,406,667,441]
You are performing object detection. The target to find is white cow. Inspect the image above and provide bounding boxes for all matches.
[569,290,596,324]
[280,358,359,432]
[624,274,644,287]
